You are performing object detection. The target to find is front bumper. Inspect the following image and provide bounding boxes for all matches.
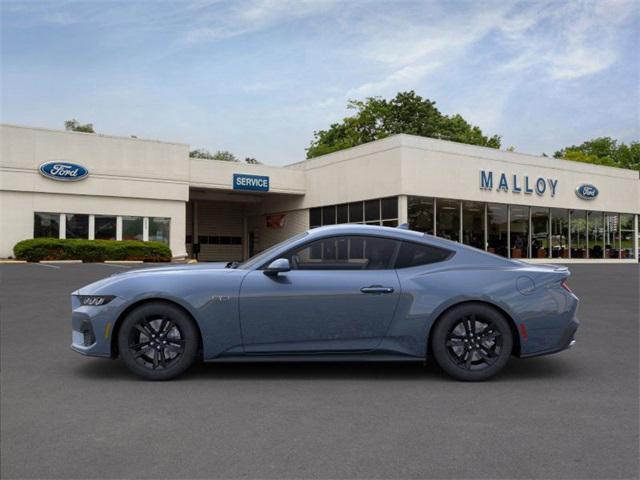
[70,296,125,358]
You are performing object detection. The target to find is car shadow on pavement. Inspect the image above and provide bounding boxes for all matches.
[74,355,576,383]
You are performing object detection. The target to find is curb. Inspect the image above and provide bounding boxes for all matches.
[103,260,144,264]
[0,259,27,264]
[40,260,82,264]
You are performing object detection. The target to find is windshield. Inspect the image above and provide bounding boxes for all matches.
[236,231,309,270]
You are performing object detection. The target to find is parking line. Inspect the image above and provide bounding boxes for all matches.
[34,263,61,269]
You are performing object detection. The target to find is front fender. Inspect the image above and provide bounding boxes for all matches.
[75,268,248,359]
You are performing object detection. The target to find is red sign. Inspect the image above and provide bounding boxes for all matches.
[266,213,286,229]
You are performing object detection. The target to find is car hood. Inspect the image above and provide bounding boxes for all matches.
[73,262,240,296]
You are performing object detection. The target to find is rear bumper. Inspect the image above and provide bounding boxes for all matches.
[520,317,579,359]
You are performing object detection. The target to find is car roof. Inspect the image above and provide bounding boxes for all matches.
[305,224,453,246]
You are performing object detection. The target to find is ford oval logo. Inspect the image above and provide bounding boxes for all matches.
[39,161,89,182]
[575,183,598,200]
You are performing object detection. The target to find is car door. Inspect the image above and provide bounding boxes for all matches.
[239,235,401,354]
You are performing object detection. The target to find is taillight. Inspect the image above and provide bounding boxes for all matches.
[561,279,573,293]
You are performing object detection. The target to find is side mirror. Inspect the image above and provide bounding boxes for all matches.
[263,258,291,276]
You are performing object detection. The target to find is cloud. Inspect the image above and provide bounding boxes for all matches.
[347,63,440,97]
[499,0,637,80]
[182,0,341,44]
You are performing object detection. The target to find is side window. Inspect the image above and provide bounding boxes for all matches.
[283,236,399,270]
[395,241,452,268]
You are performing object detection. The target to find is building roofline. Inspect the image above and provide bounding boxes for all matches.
[288,133,639,179]
[0,123,189,147]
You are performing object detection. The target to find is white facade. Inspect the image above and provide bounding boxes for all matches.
[1,124,638,262]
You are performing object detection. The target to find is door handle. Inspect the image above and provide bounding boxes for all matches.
[360,285,394,294]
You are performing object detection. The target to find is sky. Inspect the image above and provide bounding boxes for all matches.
[1,0,639,165]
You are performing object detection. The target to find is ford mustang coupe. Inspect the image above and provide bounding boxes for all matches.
[71,224,579,381]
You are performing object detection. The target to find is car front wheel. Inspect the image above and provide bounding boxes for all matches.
[431,303,513,381]
[117,301,199,380]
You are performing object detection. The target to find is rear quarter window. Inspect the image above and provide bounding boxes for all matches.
[395,241,453,268]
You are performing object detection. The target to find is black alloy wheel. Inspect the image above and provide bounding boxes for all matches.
[431,303,513,381]
[128,316,185,370]
[445,315,503,371]
[118,302,199,380]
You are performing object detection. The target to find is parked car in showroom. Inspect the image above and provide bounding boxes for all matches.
[71,224,579,381]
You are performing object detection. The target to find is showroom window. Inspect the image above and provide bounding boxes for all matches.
[397,198,635,260]
[436,199,460,242]
[509,206,529,259]
[122,216,143,241]
[95,215,117,240]
[408,196,434,234]
[462,201,484,250]
[531,207,550,258]
[571,210,587,259]
[487,203,508,257]
[551,209,570,259]
[620,214,636,259]
[322,205,336,225]
[149,217,170,245]
[31,212,171,245]
[588,211,604,258]
[604,213,619,259]
[65,214,89,239]
[34,212,60,238]
[309,197,399,228]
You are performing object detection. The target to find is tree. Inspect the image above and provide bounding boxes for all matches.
[306,91,501,158]
[244,157,262,164]
[554,137,640,171]
[189,149,239,162]
[212,150,238,162]
[189,149,215,159]
[64,119,94,133]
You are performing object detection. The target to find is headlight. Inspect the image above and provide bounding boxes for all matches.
[78,295,115,306]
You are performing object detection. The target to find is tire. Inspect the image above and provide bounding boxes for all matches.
[431,303,513,381]
[117,301,199,380]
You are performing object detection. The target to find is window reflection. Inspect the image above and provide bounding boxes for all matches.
[531,208,550,258]
[436,199,460,242]
[588,211,604,258]
[34,212,59,238]
[509,206,529,259]
[408,197,434,234]
[551,209,569,259]
[487,204,508,257]
[603,213,619,259]
[122,216,143,241]
[95,215,117,240]
[571,210,587,258]
[149,217,170,245]
[309,198,398,227]
[462,201,484,250]
[313,198,636,262]
[66,214,89,239]
[620,214,636,259]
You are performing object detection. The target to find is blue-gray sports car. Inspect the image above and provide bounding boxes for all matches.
[71,224,579,381]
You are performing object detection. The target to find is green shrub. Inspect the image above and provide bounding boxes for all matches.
[13,238,172,262]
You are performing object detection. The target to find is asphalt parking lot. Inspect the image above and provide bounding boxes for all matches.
[0,263,638,479]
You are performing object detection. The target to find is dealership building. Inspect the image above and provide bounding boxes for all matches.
[1,123,638,262]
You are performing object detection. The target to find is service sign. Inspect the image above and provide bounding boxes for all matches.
[575,184,598,200]
[233,173,269,192]
[39,161,89,182]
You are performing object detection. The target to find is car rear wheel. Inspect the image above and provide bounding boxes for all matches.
[117,302,199,380]
[431,303,513,381]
